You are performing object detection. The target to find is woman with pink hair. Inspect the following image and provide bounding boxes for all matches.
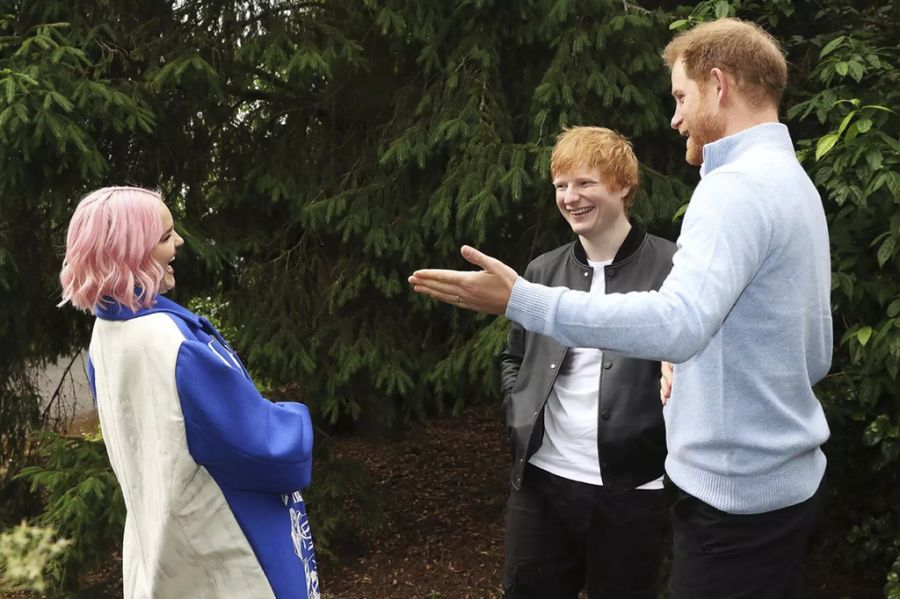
[60,187,319,599]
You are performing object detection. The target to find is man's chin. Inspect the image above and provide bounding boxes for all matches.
[685,142,703,166]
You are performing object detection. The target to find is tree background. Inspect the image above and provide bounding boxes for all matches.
[0,0,897,595]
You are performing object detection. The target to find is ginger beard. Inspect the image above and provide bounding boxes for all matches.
[685,91,727,166]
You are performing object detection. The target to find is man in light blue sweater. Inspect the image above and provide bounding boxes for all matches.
[410,18,831,598]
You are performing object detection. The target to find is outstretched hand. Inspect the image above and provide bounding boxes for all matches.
[408,246,519,315]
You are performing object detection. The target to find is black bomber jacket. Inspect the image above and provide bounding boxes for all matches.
[500,226,676,492]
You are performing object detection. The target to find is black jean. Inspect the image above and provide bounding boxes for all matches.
[503,464,667,599]
[669,476,826,599]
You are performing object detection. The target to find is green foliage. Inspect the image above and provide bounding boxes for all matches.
[785,3,899,589]
[13,431,124,590]
[0,522,70,593]
[0,0,690,442]
[886,548,900,599]
[0,371,40,477]
[0,1,160,469]
[222,0,690,432]
[186,291,241,342]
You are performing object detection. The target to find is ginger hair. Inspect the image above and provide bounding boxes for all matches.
[663,17,787,108]
[550,126,640,211]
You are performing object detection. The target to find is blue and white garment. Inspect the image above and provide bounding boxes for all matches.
[88,295,319,599]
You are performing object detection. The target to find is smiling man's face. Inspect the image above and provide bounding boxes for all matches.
[670,58,726,166]
[553,166,629,244]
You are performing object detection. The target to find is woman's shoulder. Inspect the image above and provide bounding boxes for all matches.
[93,311,190,355]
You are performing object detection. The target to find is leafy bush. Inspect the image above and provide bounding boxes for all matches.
[13,431,124,590]
[0,522,69,593]
[788,5,899,590]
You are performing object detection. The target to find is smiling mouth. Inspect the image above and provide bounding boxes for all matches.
[569,206,594,216]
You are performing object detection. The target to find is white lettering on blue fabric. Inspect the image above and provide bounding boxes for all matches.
[283,491,320,599]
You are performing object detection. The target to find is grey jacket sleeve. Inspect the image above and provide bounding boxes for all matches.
[499,263,533,403]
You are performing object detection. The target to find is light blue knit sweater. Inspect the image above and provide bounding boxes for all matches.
[508,123,832,514]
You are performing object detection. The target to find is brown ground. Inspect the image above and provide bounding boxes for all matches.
[316,404,509,599]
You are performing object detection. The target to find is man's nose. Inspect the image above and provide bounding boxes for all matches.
[671,111,682,130]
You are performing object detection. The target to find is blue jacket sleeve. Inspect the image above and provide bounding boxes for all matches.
[174,339,313,494]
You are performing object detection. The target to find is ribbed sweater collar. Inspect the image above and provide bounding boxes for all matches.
[700,122,794,178]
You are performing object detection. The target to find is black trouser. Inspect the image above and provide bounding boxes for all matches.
[669,477,826,599]
[503,464,667,599]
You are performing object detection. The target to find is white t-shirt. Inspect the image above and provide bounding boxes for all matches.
[529,259,664,490]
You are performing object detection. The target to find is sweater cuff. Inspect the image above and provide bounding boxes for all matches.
[506,277,565,336]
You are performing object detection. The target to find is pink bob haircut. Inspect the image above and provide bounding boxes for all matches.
[59,186,166,314]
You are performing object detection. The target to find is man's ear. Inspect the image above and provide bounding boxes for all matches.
[709,67,730,105]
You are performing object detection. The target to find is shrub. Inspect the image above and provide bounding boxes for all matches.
[13,431,124,590]
[0,522,69,593]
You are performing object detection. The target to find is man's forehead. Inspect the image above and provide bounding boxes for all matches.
[670,63,694,93]
[553,166,603,181]
[670,59,686,84]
